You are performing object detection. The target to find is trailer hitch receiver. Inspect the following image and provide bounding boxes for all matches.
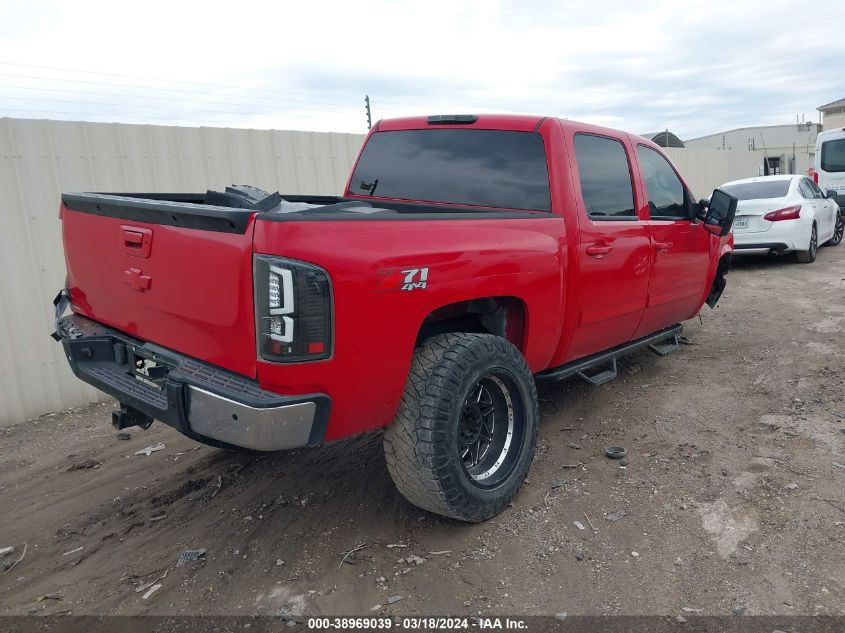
[112,403,154,431]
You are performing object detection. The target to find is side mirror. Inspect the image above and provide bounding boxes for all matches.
[703,188,738,237]
[697,198,710,221]
[827,189,839,200]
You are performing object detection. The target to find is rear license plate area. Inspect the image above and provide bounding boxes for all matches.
[130,348,170,390]
[733,217,749,230]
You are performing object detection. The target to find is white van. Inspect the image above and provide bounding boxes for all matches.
[815,128,845,208]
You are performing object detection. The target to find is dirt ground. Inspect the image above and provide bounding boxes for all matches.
[1,246,843,619]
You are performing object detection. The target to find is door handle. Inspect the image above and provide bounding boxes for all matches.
[655,241,673,252]
[586,243,612,258]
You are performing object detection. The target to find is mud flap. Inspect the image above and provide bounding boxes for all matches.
[706,254,731,308]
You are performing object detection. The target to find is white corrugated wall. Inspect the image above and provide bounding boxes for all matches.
[665,147,762,199]
[0,118,365,425]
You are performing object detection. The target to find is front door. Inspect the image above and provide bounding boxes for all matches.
[564,132,651,362]
[633,145,711,337]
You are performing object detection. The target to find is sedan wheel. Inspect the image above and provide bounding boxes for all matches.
[823,212,843,247]
[796,223,817,263]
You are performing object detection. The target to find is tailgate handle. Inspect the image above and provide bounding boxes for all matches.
[121,226,152,258]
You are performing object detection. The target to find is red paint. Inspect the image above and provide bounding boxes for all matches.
[61,114,732,444]
[63,210,259,377]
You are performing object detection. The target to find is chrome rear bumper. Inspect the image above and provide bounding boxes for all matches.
[188,386,318,451]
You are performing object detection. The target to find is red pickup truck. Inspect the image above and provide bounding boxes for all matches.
[54,114,736,521]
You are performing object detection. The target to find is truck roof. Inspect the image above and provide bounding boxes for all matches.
[375,114,651,144]
[372,115,668,161]
[376,114,546,132]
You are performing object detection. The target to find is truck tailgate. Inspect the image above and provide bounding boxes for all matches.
[61,195,258,377]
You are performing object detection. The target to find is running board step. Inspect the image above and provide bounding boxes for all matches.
[534,324,683,385]
[647,334,679,357]
[575,358,617,385]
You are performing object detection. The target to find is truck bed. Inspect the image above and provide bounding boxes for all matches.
[59,189,551,379]
[61,192,549,230]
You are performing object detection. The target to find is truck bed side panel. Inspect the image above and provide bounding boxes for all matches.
[252,216,565,441]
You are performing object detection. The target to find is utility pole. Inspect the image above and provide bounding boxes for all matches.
[759,132,770,175]
[365,95,372,130]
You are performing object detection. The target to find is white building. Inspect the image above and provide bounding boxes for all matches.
[818,97,845,130]
[684,123,821,176]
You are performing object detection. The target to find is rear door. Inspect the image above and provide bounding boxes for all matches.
[632,144,710,336]
[564,132,651,361]
[806,178,837,240]
[798,178,826,236]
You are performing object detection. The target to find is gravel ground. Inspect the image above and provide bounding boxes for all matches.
[1,245,843,618]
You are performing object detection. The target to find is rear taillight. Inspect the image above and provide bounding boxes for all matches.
[764,205,801,222]
[813,172,819,184]
[254,255,332,362]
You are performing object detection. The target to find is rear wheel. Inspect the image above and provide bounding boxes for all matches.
[383,333,538,522]
[796,222,818,263]
[822,211,843,247]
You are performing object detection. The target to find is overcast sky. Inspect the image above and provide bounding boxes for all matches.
[1,0,843,139]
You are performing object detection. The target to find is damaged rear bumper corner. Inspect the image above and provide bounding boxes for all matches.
[54,313,330,451]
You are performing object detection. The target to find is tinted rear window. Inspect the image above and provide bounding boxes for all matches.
[720,180,791,200]
[821,138,845,173]
[348,129,550,211]
[573,133,636,218]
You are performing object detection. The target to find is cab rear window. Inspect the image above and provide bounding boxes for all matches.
[348,129,551,211]
[821,138,845,173]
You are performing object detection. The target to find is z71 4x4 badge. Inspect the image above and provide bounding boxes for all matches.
[377,267,429,292]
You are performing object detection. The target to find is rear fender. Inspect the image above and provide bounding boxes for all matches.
[252,216,565,441]
[416,296,528,352]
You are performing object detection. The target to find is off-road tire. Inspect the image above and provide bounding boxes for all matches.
[796,222,818,263]
[383,333,539,522]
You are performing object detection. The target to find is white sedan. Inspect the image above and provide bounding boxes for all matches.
[719,174,842,263]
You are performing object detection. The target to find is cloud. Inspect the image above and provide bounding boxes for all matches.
[0,0,842,137]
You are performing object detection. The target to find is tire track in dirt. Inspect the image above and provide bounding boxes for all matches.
[1,247,843,617]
